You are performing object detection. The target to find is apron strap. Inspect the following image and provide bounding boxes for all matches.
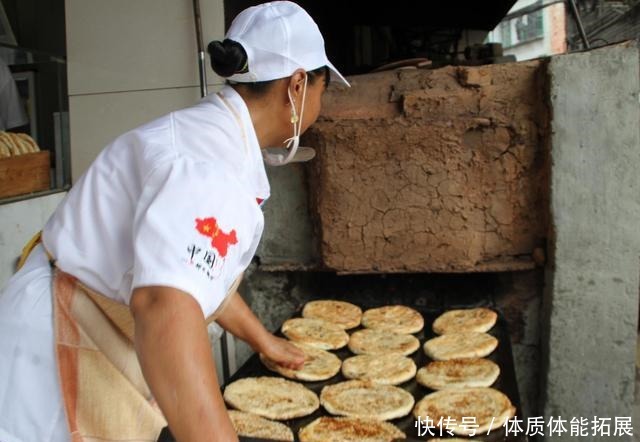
[16,230,43,271]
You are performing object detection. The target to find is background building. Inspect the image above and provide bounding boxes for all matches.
[487,0,567,60]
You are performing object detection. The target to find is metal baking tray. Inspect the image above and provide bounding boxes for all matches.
[210,302,529,442]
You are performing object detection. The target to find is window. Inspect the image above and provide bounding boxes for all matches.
[498,1,545,48]
[514,7,544,43]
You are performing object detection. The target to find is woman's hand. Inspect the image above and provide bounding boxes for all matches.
[215,293,305,370]
[258,334,305,370]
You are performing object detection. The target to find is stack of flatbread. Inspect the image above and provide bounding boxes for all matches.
[0,132,39,158]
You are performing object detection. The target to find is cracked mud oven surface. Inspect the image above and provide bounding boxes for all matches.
[304,62,550,273]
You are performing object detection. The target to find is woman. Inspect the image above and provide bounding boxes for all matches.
[0,2,348,441]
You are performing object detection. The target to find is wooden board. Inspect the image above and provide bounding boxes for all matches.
[0,151,50,199]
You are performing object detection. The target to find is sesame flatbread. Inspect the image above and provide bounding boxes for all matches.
[302,300,362,330]
[416,358,500,390]
[414,387,516,436]
[281,317,349,350]
[432,308,498,335]
[342,353,417,385]
[299,416,406,442]
[223,377,319,420]
[348,328,420,356]
[423,332,498,361]
[361,305,424,334]
[228,410,294,441]
[320,380,415,421]
[260,342,341,382]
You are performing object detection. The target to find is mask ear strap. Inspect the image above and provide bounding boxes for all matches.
[296,74,307,137]
[288,88,299,124]
[282,74,308,164]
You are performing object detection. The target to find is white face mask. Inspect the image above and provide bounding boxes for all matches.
[262,74,316,166]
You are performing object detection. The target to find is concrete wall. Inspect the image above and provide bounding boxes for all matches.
[65,0,226,180]
[0,192,67,287]
[256,165,318,269]
[541,42,640,441]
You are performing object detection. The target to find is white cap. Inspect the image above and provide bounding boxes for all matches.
[225,1,349,87]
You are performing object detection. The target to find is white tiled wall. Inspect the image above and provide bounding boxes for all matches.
[66,0,225,95]
[68,85,221,179]
[65,0,226,179]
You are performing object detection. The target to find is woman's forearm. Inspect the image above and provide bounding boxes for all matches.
[130,286,238,442]
[215,293,304,369]
[214,292,271,352]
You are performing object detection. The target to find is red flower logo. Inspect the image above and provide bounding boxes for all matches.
[195,217,238,258]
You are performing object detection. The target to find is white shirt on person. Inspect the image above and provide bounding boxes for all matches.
[43,84,270,317]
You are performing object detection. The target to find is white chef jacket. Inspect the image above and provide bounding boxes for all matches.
[45,85,270,316]
[0,85,270,442]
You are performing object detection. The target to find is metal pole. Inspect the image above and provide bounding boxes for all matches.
[220,332,231,382]
[567,0,590,49]
[192,0,208,98]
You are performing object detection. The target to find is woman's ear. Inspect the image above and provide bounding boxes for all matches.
[288,69,307,103]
